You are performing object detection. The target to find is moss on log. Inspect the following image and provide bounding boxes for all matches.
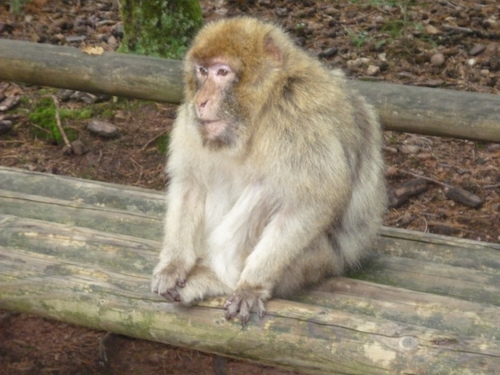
[119,0,202,59]
[1,166,500,374]
[0,39,499,142]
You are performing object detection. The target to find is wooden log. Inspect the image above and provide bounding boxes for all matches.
[0,39,183,104]
[1,215,500,374]
[0,39,499,142]
[1,166,500,374]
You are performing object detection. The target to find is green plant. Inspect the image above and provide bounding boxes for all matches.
[155,133,169,154]
[29,97,92,143]
[345,28,371,49]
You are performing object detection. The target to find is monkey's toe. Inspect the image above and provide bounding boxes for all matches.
[224,290,267,326]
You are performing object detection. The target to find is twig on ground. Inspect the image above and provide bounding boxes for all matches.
[51,95,72,152]
[141,130,169,151]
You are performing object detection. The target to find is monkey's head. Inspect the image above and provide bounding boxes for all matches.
[183,17,294,150]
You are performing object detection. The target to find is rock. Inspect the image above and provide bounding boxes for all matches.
[425,24,441,34]
[71,140,87,155]
[430,53,445,66]
[366,65,380,76]
[87,120,120,139]
[107,35,118,49]
[399,145,421,154]
[275,8,289,17]
[346,57,370,69]
[324,7,338,17]
[318,47,338,58]
[467,58,477,67]
[65,35,86,43]
[112,22,124,38]
[0,120,13,134]
[469,44,486,56]
[70,91,110,104]
[57,89,76,101]
[486,143,500,152]
[0,96,20,111]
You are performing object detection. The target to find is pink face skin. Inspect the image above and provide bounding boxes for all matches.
[194,62,236,122]
[192,62,240,146]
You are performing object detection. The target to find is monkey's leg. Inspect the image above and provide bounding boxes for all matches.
[151,178,205,298]
[166,264,232,305]
[273,232,344,297]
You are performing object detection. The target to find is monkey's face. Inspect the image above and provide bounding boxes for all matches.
[184,18,288,150]
[190,61,246,150]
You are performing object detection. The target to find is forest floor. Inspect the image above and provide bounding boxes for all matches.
[0,0,499,374]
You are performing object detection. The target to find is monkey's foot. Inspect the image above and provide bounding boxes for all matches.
[224,288,269,326]
[151,259,192,300]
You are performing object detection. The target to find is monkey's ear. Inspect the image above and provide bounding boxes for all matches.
[264,34,283,63]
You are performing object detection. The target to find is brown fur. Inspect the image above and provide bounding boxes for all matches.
[151,17,387,325]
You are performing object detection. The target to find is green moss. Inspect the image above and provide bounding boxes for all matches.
[119,0,203,59]
[29,97,92,144]
[155,133,169,154]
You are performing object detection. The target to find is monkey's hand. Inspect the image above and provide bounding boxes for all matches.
[151,259,192,302]
[224,287,270,326]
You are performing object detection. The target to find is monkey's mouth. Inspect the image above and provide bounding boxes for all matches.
[199,119,227,139]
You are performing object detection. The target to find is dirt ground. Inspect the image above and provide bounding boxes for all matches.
[0,0,499,374]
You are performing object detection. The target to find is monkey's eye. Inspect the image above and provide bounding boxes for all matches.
[198,66,208,76]
[217,68,229,76]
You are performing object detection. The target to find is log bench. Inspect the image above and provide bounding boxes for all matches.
[1,165,499,374]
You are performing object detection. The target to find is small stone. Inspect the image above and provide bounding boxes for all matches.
[0,96,20,111]
[324,7,338,17]
[71,140,86,155]
[107,35,118,49]
[112,22,124,38]
[425,24,441,34]
[87,120,120,139]
[469,44,486,56]
[318,47,338,58]
[383,146,398,154]
[65,35,86,43]
[366,65,380,76]
[346,57,370,69]
[486,143,500,152]
[399,145,421,154]
[430,53,445,66]
[467,58,477,67]
[57,89,76,101]
[275,8,289,17]
[416,152,433,160]
[0,120,13,134]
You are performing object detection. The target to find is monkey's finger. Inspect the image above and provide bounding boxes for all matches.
[176,279,186,288]
[257,298,266,320]
[239,301,251,326]
[224,295,241,320]
[167,288,181,302]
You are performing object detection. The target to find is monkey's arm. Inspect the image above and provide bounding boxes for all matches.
[151,108,207,300]
[224,196,343,324]
[151,176,205,299]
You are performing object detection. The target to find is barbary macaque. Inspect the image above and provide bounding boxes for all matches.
[151,17,386,325]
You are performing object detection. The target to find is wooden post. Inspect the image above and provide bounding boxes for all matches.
[0,39,499,142]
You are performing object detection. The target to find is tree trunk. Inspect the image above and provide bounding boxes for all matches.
[119,0,202,59]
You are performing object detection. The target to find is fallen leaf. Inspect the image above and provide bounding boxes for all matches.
[81,46,104,55]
